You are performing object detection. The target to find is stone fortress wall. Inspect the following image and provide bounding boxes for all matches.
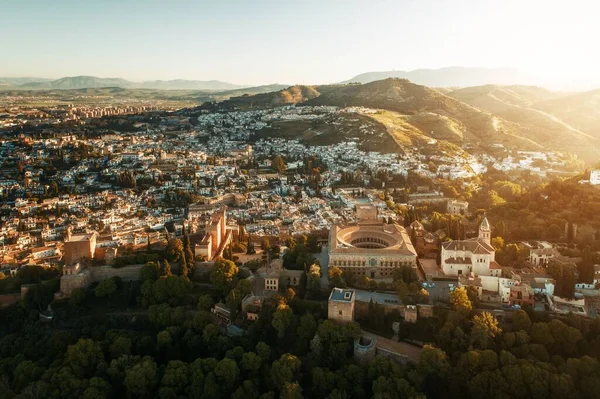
[59,264,144,297]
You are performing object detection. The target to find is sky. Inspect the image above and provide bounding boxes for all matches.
[1,0,599,88]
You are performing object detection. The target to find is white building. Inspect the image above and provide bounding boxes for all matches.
[447,199,469,215]
[441,216,501,277]
[591,170,600,185]
[527,241,559,267]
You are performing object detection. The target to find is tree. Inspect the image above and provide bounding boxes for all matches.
[396,280,409,303]
[181,260,190,278]
[161,259,173,278]
[307,264,322,294]
[139,275,193,307]
[66,339,105,378]
[547,224,562,241]
[69,287,88,307]
[125,357,158,397]
[271,354,301,390]
[159,360,190,399]
[272,155,287,174]
[491,236,505,252]
[392,265,418,284]
[272,299,293,339]
[95,278,117,298]
[140,261,160,282]
[246,235,255,255]
[166,238,184,263]
[240,352,262,375]
[297,312,318,352]
[281,382,303,399]
[512,309,532,332]
[449,287,472,313]
[210,257,239,296]
[260,237,271,252]
[471,312,502,349]
[214,358,240,389]
[328,266,345,288]
[110,337,132,359]
[567,221,575,243]
[256,342,271,362]
[197,294,214,311]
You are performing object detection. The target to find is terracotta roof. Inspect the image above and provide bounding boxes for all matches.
[442,238,494,254]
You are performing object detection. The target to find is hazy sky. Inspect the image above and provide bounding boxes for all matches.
[1,0,598,87]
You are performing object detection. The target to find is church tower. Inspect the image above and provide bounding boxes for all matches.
[478,215,491,246]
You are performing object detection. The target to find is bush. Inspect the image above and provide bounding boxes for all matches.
[231,242,247,253]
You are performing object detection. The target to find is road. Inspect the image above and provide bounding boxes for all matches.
[313,245,330,288]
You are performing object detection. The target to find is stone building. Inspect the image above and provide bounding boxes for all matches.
[447,199,469,215]
[509,283,535,307]
[328,287,355,323]
[328,206,417,281]
[257,259,303,294]
[404,305,418,323]
[63,232,97,265]
[354,335,377,363]
[196,207,232,260]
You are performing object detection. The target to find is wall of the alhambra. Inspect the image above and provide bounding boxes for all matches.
[89,264,143,281]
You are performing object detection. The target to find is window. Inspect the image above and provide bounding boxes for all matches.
[339,310,343,315]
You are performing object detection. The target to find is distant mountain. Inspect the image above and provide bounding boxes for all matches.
[139,79,245,91]
[0,77,54,86]
[0,84,291,108]
[15,76,246,91]
[21,76,134,90]
[342,67,535,88]
[218,78,600,161]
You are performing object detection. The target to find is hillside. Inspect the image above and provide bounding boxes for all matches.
[342,67,534,87]
[306,79,542,149]
[14,76,246,91]
[447,85,560,113]
[210,85,321,109]
[535,89,600,136]
[217,79,600,161]
[448,85,600,161]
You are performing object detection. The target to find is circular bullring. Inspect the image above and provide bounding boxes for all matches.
[337,225,401,250]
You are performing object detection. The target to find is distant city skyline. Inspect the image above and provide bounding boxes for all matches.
[2,0,598,89]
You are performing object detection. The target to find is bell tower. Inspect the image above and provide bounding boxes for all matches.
[479,215,491,246]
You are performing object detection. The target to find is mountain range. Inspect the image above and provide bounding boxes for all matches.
[0,76,246,91]
[214,78,600,162]
[2,70,599,162]
[341,67,537,87]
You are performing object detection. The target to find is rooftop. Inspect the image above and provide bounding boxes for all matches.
[329,287,355,302]
[68,233,96,242]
